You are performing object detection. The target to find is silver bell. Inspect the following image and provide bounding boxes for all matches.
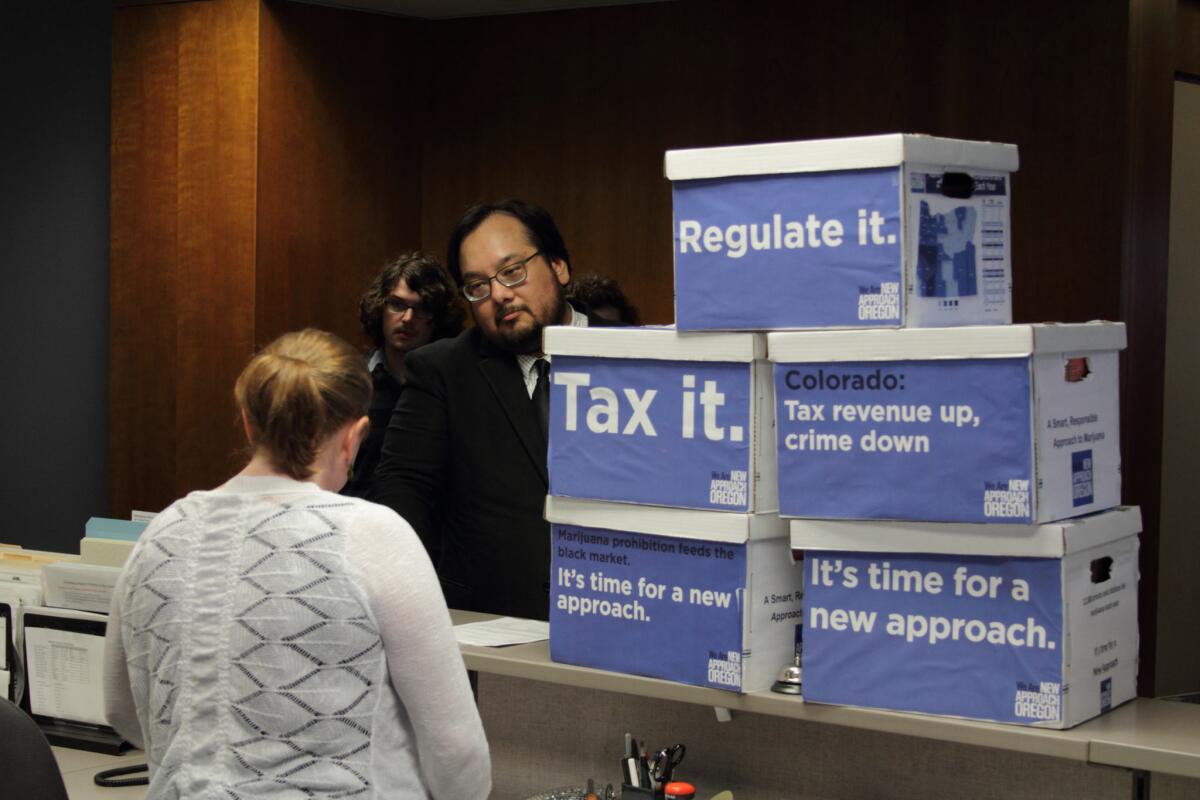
[770,653,803,695]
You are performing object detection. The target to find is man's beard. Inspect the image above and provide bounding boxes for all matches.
[493,289,567,354]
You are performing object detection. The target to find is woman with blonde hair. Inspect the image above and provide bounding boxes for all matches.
[104,328,490,799]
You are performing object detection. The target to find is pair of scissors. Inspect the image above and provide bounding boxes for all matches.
[650,743,685,784]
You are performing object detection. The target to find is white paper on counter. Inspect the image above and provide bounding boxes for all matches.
[454,617,549,647]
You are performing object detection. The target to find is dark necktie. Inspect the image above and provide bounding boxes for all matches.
[533,358,550,441]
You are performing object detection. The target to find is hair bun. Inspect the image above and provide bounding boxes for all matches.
[234,329,371,479]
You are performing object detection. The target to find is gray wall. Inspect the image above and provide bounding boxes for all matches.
[1157,78,1200,698]
[0,3,111,553]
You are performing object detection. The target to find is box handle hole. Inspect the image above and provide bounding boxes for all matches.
[1090,556,1113,584]
[1065,357,1091,383]
[939,172,975,199]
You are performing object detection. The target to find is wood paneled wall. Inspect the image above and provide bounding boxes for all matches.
[1119,0,1177,693]
[255,0,423,345]
[110,0,422,516]
[421,1,1131,328]
[1181,0,1200,76]
[110,0,259,516]
[110,0,1178,692]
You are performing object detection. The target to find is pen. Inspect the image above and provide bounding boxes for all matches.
[625,757,640,787]
[623,732,640,787]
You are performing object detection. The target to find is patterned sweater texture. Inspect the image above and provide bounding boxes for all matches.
[104,475,490,799]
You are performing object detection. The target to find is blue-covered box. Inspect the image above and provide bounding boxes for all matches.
[666,134,1018,330]
[545,326,776,512]
[769,322,1124,524]
[792,507,1140,728]
[546,496,802,692]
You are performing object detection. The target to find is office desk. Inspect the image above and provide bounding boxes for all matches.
[1087,700,1200,779]
[52,746,145,800]
[51,613,1200,799]
[453,610,1200,798]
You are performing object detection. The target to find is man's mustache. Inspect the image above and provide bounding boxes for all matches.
[495,303,529,324]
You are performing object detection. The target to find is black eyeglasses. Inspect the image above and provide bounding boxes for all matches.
[383,297,428,317]
[461,251,541,303]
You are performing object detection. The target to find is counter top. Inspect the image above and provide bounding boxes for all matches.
[452,610,1200,777]
[1085,699,1200,779]
[52,746,146,800]
[48,610,1200,800]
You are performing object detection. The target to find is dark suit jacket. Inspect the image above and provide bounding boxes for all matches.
[342,360,403,499]
[370,311,603,620]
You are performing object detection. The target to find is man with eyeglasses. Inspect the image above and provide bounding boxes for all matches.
[344,252,464,498]
[370,200,603,620]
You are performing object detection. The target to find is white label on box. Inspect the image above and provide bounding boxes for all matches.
[1063,537,1139,725]
[1034,350,1122,521]
[744,538,804,691]
[905,167,1012,328]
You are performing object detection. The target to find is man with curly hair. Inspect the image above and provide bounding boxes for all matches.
[566,272,641,325]
[344,252,464,497]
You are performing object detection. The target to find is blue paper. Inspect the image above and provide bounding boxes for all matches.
[84,517,148,541]
[673,167,902,329]
[549,524,748,690]
[1072,449,1095,507]
[549,356,754,510]
[802,551,1064,724]
[774,358,1034,523]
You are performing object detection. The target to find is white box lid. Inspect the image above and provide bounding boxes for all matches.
[789,506,1141,558]
[767,322,1126,363]
[545,496,787,544]
[665,133,1019,181]
[545,325,765,362]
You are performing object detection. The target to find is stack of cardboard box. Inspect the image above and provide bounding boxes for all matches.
[544,133,1138,728]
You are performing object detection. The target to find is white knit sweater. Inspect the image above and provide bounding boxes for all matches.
[104,475,491,799]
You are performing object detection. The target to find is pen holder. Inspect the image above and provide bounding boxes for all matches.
[620,785,656,798]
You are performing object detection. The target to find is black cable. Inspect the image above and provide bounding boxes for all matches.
[94,763,149,787]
